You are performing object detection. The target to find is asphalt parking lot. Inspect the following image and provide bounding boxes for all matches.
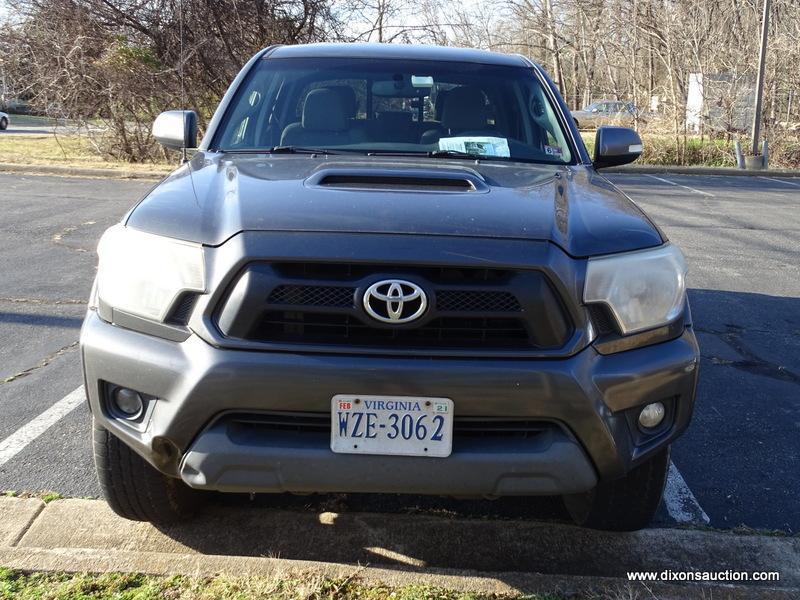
[0,170,798,534]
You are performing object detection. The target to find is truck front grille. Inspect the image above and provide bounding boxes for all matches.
[214,262,572,355]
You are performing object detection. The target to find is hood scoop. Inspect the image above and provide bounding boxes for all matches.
[306,167,489,193]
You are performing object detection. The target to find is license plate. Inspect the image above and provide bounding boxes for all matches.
[330,395,453,458]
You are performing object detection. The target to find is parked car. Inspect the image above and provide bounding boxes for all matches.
[571,100,639,129]
[81,43,698,531]
[0,112,8,130]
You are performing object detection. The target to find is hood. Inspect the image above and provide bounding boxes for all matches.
[125,152,663,257]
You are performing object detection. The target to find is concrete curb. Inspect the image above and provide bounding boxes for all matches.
[606,164,800,177]
[0,162,171,180]
[0,497,797,598]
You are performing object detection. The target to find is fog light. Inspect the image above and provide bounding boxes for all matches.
[113,387,143,419]
[638,402,666,429]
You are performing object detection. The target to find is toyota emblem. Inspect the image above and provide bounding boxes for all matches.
[363,279,428,324]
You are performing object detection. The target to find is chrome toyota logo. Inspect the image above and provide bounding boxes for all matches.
[363,279,427,324]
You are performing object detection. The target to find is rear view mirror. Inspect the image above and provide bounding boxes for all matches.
[152,110,198,150]
[593,126,643,169]
[372,79,427,98]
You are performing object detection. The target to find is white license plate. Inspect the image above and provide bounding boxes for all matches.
[330,395,453,458]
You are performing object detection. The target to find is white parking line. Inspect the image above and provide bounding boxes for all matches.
[0,386,84,467]
[643,174,715,197]
[664,461,710,525]
[757,176,800,188]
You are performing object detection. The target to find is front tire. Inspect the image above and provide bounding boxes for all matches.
[0,118,8,130]
[573,118,580,130]
[93,419,203,523]
[563,446,670,531]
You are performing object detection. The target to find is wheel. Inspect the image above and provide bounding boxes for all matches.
[573,118,580,130]
[93,419,203,523]
[563,446,670,531]
[0,118,7,130]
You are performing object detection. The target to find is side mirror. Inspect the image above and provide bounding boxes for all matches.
[593,126,642,169]
[591,108,599,113]
[152,110,198,150]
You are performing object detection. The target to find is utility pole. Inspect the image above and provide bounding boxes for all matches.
[750,0,770,156]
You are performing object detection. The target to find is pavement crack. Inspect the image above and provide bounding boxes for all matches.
[698,328,800,386]
[2,341,79,384]
[8,501,46,547]
[0,297,87,306]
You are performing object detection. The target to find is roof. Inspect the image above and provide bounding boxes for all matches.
[267,43,531,67]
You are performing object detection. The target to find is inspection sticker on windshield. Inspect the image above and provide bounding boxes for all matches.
[544,145,563,157]
[438,136,510,158]
[331,395,453,458]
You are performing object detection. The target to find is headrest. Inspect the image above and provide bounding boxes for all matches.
[302,89,347,131]
[441,86,487,131]
[325,86,358,118]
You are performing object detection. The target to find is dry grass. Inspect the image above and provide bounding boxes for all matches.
[2,130,798,172]
[579,129,800,169]
[0,568,570,600]
[0,134,171,173]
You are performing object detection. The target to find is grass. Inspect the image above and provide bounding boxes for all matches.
[580,129,800,168]
[580,131,737,167]
[0,568,568,600]
[1,490,64,502]
[2,128,797,171]
[40,491,64,504]
[0,134,172,173]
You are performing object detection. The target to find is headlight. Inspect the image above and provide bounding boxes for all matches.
[96,225,205,322]
[584,244,687,335]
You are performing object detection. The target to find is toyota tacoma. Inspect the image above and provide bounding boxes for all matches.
[81,43,699,531]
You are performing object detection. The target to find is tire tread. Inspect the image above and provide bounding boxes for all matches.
[564,446,670,531]
[92,420,200,523]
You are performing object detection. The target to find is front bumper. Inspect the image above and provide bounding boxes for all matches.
[81,310,699,496]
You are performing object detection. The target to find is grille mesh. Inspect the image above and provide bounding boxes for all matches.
[268,285,355,308]
[436,290,521,312]
[165,293,198,325]
[255,312,530,348]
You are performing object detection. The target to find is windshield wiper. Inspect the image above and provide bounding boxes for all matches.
[268,145,340,155]
[267,146,340,154]
[426,149,481,160]
[219,146,342,155]
[366,149,480,160]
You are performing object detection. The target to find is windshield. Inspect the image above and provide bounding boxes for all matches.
[212,57,574,164]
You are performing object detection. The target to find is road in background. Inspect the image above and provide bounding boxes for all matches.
[0,172,797,532]
[0,114,103,136]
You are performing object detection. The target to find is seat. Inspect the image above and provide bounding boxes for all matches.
[421,86,495,144]
[324,85,358,119]
[325,85,370,141]
[281,88,359,147]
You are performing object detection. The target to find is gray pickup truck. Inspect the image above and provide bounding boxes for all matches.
[81,43,698,531]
